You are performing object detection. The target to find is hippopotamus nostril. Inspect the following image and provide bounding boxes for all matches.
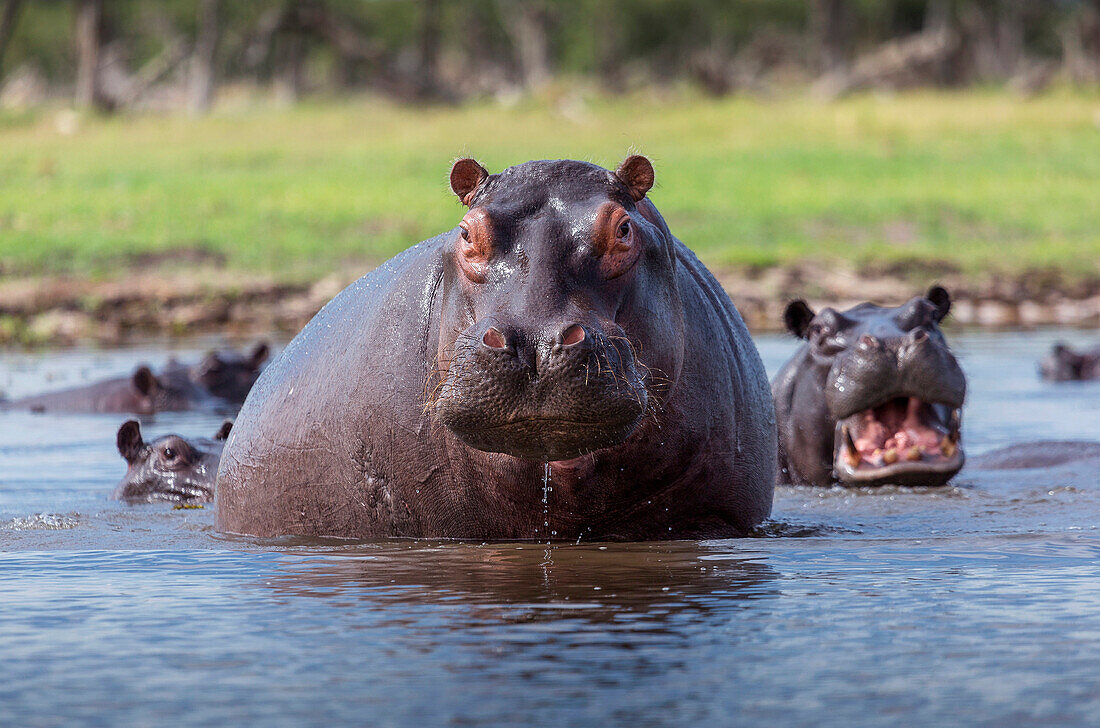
[559,324,586,347]
[482,327,509,351]
[859,334,879,350]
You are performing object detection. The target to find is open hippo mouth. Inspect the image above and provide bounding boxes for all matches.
[833,396,963,486]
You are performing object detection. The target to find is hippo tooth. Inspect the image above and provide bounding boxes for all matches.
[942,439,956,458]
[842,426,860,467]
[905,446,922,462]
[883,448,899,465]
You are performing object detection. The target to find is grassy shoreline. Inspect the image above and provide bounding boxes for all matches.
[2,91,1099,279]
[1,91,1098,344]
[1,262,1096,347]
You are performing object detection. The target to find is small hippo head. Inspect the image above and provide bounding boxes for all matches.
[124,366,166,415]
[429,156,684,461]
[782,286,965,486]
[113,419,232,503]
[1039,343,1096,382]
[190,342,270,402]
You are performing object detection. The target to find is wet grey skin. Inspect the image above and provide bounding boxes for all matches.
[1039,343,1100,382]
[216,155,777,541]
[772,286,966,487]
[114,420,232,503]
[2,342,268,415]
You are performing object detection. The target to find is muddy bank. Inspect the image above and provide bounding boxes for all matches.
[1,264,1097,347]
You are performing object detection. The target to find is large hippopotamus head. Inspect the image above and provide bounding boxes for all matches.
[429,156,684,461]
[114,420,231,503]
[773,286,966,487]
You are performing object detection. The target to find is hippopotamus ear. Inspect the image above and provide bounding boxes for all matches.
[615,155,655,202]
[117,420,145,462]
[783,300,816,339]
[249,342,270,369]
[450,158,489,206]
[926,286,951,322]
[131,366,160,397]
[215,420,233,441]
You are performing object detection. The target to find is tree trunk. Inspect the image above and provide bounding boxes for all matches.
[1062,0,1100,85]
[497,0,550,89]
[810,0,851,73]
[0,0,24,81]
[416,0,440,98]
[924,0,951,34]
[188,0,220,115]
[995,0,1024,78]
[74,0,106,109]
[274,30,303,103]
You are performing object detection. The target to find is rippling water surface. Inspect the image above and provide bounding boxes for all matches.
[1,330,1099,727]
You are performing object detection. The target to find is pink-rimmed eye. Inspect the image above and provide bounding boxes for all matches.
[456,209,492,283]
[594,203,641,279]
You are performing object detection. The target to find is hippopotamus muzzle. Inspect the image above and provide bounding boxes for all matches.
[432,316,650,461]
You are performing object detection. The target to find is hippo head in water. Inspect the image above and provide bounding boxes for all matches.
[1039,343,1100,382]
[114,420,232,503]
[772,286,966,487]
[428,156,683,461]
[186,342,270,402]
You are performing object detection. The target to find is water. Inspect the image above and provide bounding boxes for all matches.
[1,330,1099,727]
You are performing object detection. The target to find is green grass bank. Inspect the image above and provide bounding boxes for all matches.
[2,90,1099,283]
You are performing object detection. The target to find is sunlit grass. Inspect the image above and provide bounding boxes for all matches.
[1,89,1098,281]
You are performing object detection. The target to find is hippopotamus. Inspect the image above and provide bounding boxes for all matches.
[1039,343,1100,382]
[967,440,1100,470]
[164,342,271,403]
[216,155,777,541]
[5,365,221,415]
[772,286,966,487]
[114,419,232,503]
[3,342,268,415]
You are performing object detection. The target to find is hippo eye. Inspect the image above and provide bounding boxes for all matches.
[456,210,492,283]
[617,219,631,238]
[163,447,177,460]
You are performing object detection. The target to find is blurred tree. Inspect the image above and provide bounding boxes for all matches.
[811,0,853,72]
[497,0,549,89]
[188,0,219,114]
[0,0,1092,107]
[417,0,441,97]
[74,0,108,109]
[1062,0,1100,84]
[0,0,24,81]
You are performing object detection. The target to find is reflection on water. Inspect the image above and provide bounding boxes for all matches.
[1,330,1099,726]
[265,542,779,622]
